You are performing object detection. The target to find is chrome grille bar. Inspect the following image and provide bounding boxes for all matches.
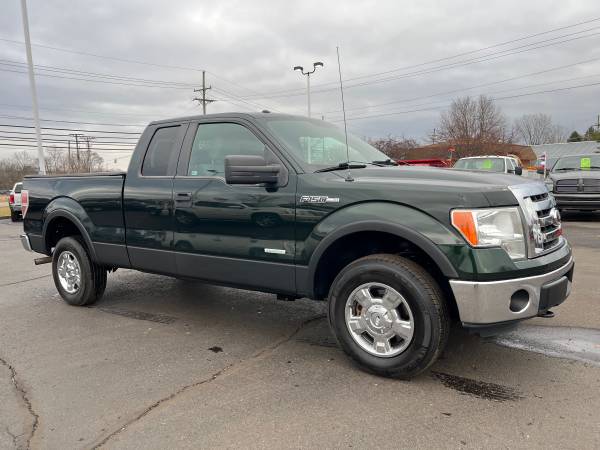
[509,183,564,258]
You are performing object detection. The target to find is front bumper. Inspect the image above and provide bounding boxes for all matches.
[20,234,32,252]
[553,193,600,210]
[450,257,574,326]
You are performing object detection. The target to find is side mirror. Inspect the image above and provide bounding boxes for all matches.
[514,166,523,176]
[225,155,280,185]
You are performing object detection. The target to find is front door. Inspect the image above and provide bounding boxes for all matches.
[172,120,297,293]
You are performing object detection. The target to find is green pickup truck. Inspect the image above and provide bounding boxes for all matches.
[20,113,574,378]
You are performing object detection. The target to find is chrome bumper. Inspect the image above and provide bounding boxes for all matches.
[20,234,32,252]
[450,257,574,325]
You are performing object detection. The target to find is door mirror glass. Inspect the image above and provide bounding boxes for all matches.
[514,166,523,175]
[225,155,280,185]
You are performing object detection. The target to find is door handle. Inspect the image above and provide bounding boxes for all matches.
[175,192,192,202]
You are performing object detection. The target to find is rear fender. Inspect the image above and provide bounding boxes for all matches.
[42,197,98,261]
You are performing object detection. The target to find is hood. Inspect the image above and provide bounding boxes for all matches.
[334,166,533,191]
[320,166,545,222]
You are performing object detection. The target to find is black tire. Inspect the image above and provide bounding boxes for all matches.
[52,236,107,306]
[10,210,18,222]
[328,254,450,379]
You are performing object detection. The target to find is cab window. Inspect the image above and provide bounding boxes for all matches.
[187,123,266,177]
[142,126,181,176]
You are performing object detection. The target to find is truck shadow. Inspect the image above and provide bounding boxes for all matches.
[91,271,583,390]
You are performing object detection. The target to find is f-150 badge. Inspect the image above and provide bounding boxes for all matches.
[299,195,340,204]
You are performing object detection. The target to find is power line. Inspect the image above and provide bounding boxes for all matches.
[336,16,600,84]
[0,123,142,134]
[0,65,278,113]
[0,35,274,100]
[0,128,140,139]
[324,57,600,116]
[331,80,600,122]
[240,24,600,99]
[0,135,136,145]
[0,142,134,151]
[0,114,145,127]
[0,102,158,118]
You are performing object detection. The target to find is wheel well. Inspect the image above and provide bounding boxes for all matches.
[45,217,83,253]
[312,231,459,319]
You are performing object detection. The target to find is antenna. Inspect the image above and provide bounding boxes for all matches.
[336,46,353,182]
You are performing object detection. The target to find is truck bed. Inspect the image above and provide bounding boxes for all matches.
[23,172,128,265]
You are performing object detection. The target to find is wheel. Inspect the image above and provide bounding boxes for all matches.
[328,254,450,379]
[52,236,107,306]
[10,210,18,222]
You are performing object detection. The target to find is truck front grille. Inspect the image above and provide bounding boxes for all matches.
[509,183,564,258]
[525,191,562,255]
[555,179,578,193]
[555,178,600,193]
[583,178,600,193]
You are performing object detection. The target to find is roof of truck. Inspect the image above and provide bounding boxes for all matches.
[149,111,303,126]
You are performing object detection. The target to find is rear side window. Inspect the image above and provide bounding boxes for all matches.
[142,126,180,176]
[14,183,22,193]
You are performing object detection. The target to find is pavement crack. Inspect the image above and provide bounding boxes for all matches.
[92,313,326,449]
[0,357,39,450]
[4,426,19,449]
[0,275,51,288]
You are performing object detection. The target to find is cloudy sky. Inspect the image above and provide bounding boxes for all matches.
[1,0,599,167]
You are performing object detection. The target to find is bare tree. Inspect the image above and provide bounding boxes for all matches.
[0,148,105,189]
[369,135,418,160]
[438,95,510,145]
[514,113,566,145]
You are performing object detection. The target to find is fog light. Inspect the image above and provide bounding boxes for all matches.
[510,290,530,312]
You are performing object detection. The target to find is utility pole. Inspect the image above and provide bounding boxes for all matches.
[20,0,45,174]
[294,61,324,118]
[70,133,84,170]
[83,136,94,172]
[193,71,216,114]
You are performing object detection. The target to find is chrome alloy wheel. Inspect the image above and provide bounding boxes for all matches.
[56,251,81,294]
[344,283,415,357]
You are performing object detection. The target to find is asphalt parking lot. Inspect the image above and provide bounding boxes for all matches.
[0,215,599,450]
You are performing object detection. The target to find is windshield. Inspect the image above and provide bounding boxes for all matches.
[264,118,389,170]
[552,155,600,171]
[453,157,505,172]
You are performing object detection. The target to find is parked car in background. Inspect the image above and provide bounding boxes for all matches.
[545,154,600,211]
[453,156,523,175]
[9,182,23,222]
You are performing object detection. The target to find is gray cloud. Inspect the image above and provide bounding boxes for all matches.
[1,0,599,167]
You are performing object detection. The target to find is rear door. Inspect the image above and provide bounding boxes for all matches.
[172,119,297,293]
[124,123,188,275]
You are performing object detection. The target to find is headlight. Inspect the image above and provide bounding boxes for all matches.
[451,207,526,260]
[544,179,554,192]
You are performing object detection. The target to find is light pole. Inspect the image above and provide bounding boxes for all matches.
[20,0,45,174]
[293,61,324,118]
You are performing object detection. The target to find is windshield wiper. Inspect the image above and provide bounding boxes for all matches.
[314,162,368,173]
[372,159,398,166]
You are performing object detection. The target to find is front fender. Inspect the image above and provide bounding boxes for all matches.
[298,202,466,296]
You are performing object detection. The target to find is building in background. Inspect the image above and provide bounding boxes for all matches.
[531,141,600,170]
[400,142,536,167]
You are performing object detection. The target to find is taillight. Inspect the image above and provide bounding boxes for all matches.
[21,190,29,218]
[9,193,14,204]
